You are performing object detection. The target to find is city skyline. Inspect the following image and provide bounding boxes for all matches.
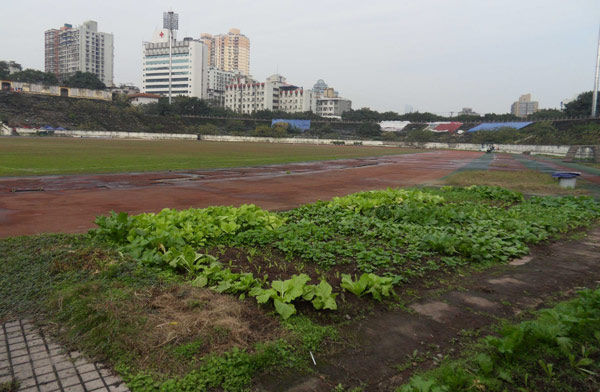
[1,0,598,114]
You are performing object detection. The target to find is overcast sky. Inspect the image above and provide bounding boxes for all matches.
[1,0,599,114]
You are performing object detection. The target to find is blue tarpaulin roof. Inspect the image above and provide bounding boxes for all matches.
[271,119,311,131]
[468,122,533,132]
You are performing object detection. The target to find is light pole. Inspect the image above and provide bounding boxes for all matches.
[592,25,600,117]
[163,11,179,105]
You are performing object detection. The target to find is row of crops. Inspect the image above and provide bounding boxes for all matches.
[91,186,600,318]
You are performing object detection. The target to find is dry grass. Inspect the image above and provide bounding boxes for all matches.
[49,247,115,274]
[89,284,284,375]
[145,286,278,353]
[444,170,589,196]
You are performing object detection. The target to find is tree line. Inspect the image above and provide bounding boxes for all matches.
[1,60,106,90]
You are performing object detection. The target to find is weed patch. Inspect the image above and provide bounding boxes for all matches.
[444,170,588,195]
[398,287,600,391]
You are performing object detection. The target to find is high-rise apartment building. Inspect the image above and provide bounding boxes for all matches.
[142,30,208,99]
[200,28,250,75]
[44,21,114,86]
[511,94,539,118]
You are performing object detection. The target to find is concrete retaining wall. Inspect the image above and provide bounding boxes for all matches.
[1,125,593,159]
[398,141,571,157]
[200,135,576,158]
[7,127,196,140]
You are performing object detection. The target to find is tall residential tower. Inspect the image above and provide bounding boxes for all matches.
[44,21,114,86]
[200,28,250,75]
[511,94,539,118]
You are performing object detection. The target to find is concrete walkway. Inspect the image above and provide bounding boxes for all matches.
[0,319,128,392]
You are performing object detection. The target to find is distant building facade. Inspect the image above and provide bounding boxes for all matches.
[44,21,114,86]
[200,29,250,75]
[207,67,242,106]
[312,79,328,96]
[458,107,480,116]
[511,94,539,118]
[312,80,352,119]
[225,74,315,114]
[142,30,208,99]
[127,93,160,106]
[109,83,140,96]
[7,61,22,75]
[316,97,352,119]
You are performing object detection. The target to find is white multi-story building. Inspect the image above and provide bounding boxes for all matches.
[279,88,316,113]
[207,67,241,106]
[45,21,114,86]
[316,97,352,119]
[225,74,315,114]
[142,31,208,99]
[313,84,351,118]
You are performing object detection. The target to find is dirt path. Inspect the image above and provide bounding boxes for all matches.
[259,227,600,391]
[0,150,481,237]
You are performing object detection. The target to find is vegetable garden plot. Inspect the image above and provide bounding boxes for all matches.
[91,186,600,319]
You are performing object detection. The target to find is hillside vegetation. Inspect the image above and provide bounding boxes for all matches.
[1,92,600,145]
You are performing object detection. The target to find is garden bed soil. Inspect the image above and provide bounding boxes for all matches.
[256,226,600,391]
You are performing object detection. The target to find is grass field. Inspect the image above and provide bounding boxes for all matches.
[0,137,422,176]
[444,170,590,195]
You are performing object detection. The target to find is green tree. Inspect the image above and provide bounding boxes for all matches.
[563,91,599,118]
[342,108,382,122]
[0,61,22,79]
[63,71,106,90]
[399,111,445,122]
[527,108,565,120]
[253,124,287,137]
[481,113,520,122]
[0,61,9,79]
[7,69,58,85]
[355,122,382,138]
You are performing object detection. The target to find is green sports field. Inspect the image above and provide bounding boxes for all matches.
[0,137,422,176]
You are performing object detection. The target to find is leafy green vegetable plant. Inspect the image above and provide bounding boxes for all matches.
[341,273,395,301]
[249,274,337,319]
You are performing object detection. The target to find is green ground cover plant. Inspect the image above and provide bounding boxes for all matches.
[444,170,590,196]
[398,287,600,392]
[0,235,337,392]
[91,186,600,318]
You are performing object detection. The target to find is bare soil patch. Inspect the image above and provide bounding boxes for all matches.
[257,226,600,391]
